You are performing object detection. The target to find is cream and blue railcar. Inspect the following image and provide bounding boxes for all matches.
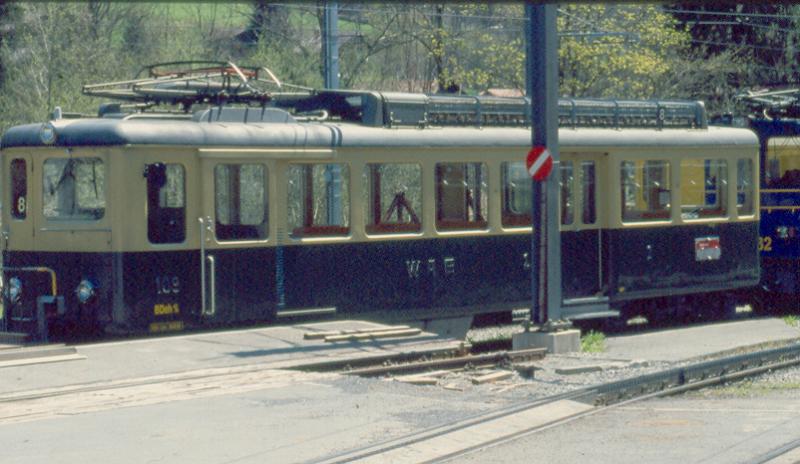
[0,82,760,338]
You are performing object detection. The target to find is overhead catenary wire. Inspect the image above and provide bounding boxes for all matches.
[663,7,800,22]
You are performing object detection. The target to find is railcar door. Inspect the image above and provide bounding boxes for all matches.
[560,154,608,303]
[199,155,274,324]
[276,161,350,318]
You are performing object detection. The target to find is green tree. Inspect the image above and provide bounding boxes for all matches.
[0,2,252,131]
[669,3,800,113]
[558,5,690,99]
[244,3,322,88]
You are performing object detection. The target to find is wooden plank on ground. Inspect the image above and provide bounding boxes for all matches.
[395,375,439,385]
[416,370,452,378]
[471,371,513,385]
[303,325,411,340]
[324,328,421,342]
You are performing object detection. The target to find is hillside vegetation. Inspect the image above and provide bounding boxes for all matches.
[0,3,798,131]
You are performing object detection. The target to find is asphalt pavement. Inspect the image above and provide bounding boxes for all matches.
[0,316,798,464]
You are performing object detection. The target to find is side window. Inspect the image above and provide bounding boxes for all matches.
[621,159,671,222]
[43,158,106,220]
[501,162,531,227]
[10,158,27,219]
[288,164,350,237]
[680,159,727,220]
[560,161,574,225]
[364,163,422,234]
[766,140,800,188]
[621,161,638,217]
[146,163,186,244]
[581,160,596,224]
[215,164,268,241]
[436,162,488,230]
[737,158,754,216]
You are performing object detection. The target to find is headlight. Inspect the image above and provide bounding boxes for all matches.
[7,277,22,305]
[40,122,57,145]
[75,279,96,304]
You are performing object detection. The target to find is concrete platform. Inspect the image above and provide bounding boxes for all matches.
[2,317,798,398]
[0,345,85,368]
[0,320,465,395]
[602,317,800,362]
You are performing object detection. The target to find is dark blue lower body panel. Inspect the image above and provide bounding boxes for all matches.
[2,221,759,336]
[760,206,800,295]
[608,222,759,300]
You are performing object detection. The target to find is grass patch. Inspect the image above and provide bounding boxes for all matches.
[581,330,605,353]
[784,315,800,328]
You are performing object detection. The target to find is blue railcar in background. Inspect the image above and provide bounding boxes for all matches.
[749,118,800,302]
[721,90,800,306]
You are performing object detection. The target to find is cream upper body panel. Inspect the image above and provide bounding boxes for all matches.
[1,119,759,252]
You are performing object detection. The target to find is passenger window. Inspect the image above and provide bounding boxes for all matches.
[766,139,800,188]
[737,158,754,216]
[621,160,671,222]
[560,161,574,225]
[364,163,422,234]
[435,162,488,230]
[147,163,185,244]
[501,162,531,227]
[43,158,106,220]
[215,164,268,241]
[680,159,727,220]
[10,159,27,219]
[288,164,350,237]
[581,161,596,224]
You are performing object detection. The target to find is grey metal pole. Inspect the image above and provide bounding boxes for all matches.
[322,1,339,89]
[322,1,342,225]
[525,3,542,324]
[527,3,562,324]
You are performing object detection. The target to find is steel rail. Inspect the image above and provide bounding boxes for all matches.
[340,347,546,377]
[0,360,302,404]
[591,342,800,406]
[310,385,599,464]
[748,438,800,464]
[311,342,800,464]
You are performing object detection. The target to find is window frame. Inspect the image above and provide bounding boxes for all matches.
[147,162,186,244]
[364,162,422,235]
[501,161,532,228]
[42,157,107,222]
[287,163,351,238]
[620,158,673,223]
[435,161,489,231]
[737,157,755,217]
[679,158,728,221]
[10,158,27,220]
[213,163,269,241]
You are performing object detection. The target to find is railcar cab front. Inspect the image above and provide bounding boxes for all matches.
[2,139,112,339]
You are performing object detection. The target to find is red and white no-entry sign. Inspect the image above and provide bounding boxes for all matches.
[526,146,553,181]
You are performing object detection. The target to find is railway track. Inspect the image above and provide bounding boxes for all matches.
[311,341,800,464]
[315,347,545,377]
[749,438,800,464]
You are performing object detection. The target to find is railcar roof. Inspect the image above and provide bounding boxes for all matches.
[0,117,758,150]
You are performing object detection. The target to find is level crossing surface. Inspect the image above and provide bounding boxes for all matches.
[1,317,799,464]
[0,320,464,395]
